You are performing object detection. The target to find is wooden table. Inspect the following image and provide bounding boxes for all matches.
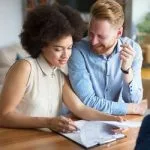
[0,115,143,150]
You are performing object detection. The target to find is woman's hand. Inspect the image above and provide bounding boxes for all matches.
[112,126,128,134]
[110,117,128,134]
[109,115,126,122]
[48,116,77,133]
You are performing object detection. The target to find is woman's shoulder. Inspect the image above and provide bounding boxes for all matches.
[7,59,32,77]
[3,58,33,88]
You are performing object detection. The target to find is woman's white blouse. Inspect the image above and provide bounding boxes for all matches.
[17,55,65,117]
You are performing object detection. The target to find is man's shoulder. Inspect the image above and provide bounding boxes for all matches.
[120,37,141,51]
[73,37,90,52]
[120,37,140,47]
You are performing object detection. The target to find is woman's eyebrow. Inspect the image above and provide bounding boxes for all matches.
[52,44,73,48]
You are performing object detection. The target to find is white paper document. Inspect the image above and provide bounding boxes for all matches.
[101,120,142,128]
[60,120,126,148]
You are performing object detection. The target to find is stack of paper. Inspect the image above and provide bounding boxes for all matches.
[61,120,132,148]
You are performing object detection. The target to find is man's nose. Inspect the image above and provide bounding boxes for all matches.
[91,36,99,46]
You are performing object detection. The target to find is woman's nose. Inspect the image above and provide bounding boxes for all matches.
[62,50,69,58]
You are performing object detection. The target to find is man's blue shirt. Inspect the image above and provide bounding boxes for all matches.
[68,37,143,115]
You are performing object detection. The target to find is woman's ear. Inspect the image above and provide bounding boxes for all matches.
[117,27,123,38]
[42,46,47,52]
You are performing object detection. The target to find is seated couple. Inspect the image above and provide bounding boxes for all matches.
[0,1,147,133]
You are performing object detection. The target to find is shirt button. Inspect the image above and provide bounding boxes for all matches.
[106,88,111,92]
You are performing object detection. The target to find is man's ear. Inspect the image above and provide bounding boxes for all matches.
[117,27,123,38]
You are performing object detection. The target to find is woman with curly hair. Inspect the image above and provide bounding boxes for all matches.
[0,4,123,133]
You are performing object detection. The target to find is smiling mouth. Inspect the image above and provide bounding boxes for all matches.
[59,59,68,64]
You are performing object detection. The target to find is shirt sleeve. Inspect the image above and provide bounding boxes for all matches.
[122,42,143,103]
[68,47,128,115]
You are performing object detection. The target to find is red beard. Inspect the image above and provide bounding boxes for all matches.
[90,40,117,55]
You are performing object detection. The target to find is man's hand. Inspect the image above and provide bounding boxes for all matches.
[127,99,148,115]
[120,43,136,70]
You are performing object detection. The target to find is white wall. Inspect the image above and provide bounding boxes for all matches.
[133,0,150,25]
[0,0,23,48]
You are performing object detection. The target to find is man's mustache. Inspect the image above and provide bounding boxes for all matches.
[91,43,105,50]
[91,43,104,49]
[90,43,106,55]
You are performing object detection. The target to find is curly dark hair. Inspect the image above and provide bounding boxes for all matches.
[20,4,86,58]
